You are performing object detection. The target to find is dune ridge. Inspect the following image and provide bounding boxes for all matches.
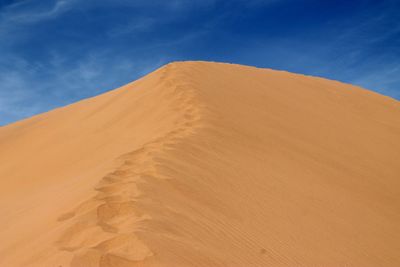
[0,61,399,266]
[56,63,209,266]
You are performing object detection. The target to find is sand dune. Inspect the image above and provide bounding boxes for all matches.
[0,61,399,267]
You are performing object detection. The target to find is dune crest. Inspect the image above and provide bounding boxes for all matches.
[0,61,400,266]
[56,63,207,266]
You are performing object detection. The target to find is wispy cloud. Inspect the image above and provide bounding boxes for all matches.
[0,0,74,25]
[0,0,177,125]
[0,63,42,125]
[351,62,400,99]
[0,46,168,125]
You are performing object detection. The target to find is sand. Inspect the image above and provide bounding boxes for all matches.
[0,61,399,267]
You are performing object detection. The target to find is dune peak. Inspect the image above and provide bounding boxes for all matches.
[0,62,399,267]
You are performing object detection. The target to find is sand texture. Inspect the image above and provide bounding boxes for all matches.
[0,61,399,266]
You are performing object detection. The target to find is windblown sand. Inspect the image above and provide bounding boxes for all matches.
[0,61,399,267]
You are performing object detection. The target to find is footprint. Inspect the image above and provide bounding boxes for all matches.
[57,222,113,251]
[57,212,75,221]
[70,249,101,267]
[96,234,153,261]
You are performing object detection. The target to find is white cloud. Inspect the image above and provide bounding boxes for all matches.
[0,48,168,125]
[351,63,400,98]
[1,0,74,25]
[0,69,42,124]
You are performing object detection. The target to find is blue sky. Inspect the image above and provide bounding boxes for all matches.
[0,0,399,125]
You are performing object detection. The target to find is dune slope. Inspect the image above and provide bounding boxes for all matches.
[0,61,400,267]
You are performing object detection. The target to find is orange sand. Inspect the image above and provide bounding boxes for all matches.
[0,61,399,267]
